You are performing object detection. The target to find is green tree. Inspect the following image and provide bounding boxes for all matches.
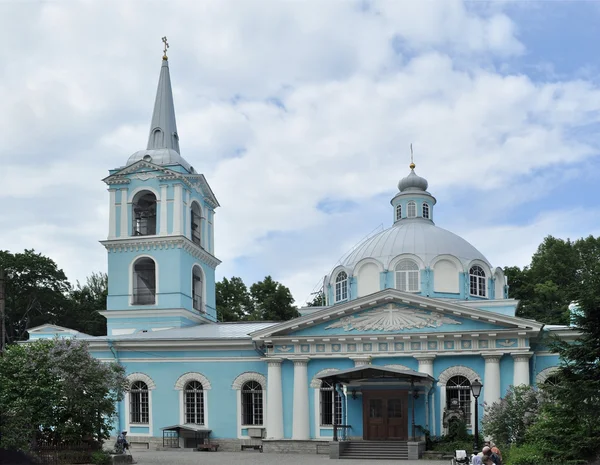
[0,249,71,343]
[249,276,300,321]
[216,276,253,322]
[0,338,127,450]
[65,272,108,336]
[307,290,325,307]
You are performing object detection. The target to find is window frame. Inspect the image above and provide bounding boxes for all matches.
[129,381,150,425]
[407,201,417,218]
[190,201,202,247]
[445,375,472,426]
[395,259,420,292]
[422,203,430,219]
[192,265,204,312]
[319,380,343,427]
[334,271,348,303]
[131,190,158,236]
[395,204,402,221]
[241,381,264,426]
[469,265,487,297]
[184,380,205,425]
[132,257,157,305]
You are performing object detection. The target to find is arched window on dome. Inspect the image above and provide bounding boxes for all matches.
[395,204,402,221]
[422,203,430,219]
[469,265,487,297]
[395,259,419,292]
[335,271,348,302]
[446,375,471,426]
[407,201,416,218]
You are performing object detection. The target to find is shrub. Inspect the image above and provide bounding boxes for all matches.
[90,450,112,465]
[505,444,544,465]
[430,439,473,455]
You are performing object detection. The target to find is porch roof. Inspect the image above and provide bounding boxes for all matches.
[317,365,435,385]
[161,424,211,433]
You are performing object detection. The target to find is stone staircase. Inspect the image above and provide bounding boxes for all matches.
[340,441,409,460]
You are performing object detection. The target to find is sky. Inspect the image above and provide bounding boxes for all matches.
[1,0,600,306]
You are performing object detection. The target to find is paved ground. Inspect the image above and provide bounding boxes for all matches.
[129,450,448,464]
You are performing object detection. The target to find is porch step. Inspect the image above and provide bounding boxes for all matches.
[340,441,409,460]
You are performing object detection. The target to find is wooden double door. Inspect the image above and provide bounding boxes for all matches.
[362,390,408,440]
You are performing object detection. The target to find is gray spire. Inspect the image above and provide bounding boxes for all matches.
[147,57,180,153]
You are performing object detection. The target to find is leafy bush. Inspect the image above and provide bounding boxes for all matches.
[482,385,540,446]
[430,439,473,454]
[90,450,112,465]
[505,444,544,465]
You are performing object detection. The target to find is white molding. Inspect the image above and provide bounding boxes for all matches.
[311,368,341,439]
[536,366,559,385]
[384,364,411,371]
[120,188,128,237]
[101,236,221,269]
[129,185,161,203]
[173,184,183,235]
[108,189,117,239]
[354,257,385,274]
[231,372,267,435]
[310,368,340,388]
[388,253,426,272]
[437,365,480,385]
[159,185,168,236]
[231,372,267,390]
[95,357,264,363]
[174,372,212,390]
[127,372,157,389]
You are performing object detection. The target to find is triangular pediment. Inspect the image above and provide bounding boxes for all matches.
[250,289,542,339]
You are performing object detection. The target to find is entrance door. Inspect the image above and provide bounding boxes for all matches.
[363,391,408,440]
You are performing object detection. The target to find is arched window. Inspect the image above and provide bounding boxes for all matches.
[407,201,416,218]
[422,203,430,219]
[395,204,402,221]
[130,381,149,424]
[152,129,164,147]
[241,381,264,426]
[320,380,342,426]
[190,202,202,246]
[133,257,156,305]
[184,381,205,424]
[469,265,487,297]
[395,259,419,292]
[446,376,471,425]
[335,271,348,302]
[192,265,203,312]
[132,191,157,236]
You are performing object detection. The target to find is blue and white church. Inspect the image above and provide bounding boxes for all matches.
[28,50,575,459]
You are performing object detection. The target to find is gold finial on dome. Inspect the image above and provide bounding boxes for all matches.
[162,36,169,60]
[409,143,416,170]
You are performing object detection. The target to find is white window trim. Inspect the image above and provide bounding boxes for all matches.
[334,271,348,303]
[535,366,560,386]
[232,372,267,439]
[311,368,340,439]
[129,255,159,307]
[395,259,420,292]
[469,265,487,298]
[407,201,417,218]
[175,372,211,427]
[125,373,155,437]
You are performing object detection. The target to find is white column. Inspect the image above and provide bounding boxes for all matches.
[350,356,371,367]
[292,357,310,440]
[159,185,168,236]
[173,184,182,235]
[415,355,435,377]
[120,188,128,237]
[482,353,502,406]
[512,352,532,386]
[266,358,284,439]
[108,189,116,239]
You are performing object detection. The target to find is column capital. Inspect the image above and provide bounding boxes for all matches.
[482,352,502,363]
[266,357,283,367]
[414,354,436,364]
[290,357,310,366]
[350,356,372,367]
[511,352,533,362]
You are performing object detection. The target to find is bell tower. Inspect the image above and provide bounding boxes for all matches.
[100,40,220,336]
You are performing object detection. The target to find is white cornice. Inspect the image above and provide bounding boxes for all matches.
[100,235,221,268]
[98,307,213,325]
[87,338,256,351]
[250,289,543,339]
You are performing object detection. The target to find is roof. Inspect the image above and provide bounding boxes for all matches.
[317,365,434,384]
[83,322,277,341]
[341,218,490,270]
[27,324,91,337]
[161,424,211,433]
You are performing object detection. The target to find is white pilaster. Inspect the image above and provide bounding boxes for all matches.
[350,356,372,367]
[120,188,128,237]
[292,357,310,440]
[173,184,182,235]
[482,353,502,406]
[159,185,168,236]
[414,355,435,377]
[266,358,284,439]
[512,352,532,386]
[108,189,116,239]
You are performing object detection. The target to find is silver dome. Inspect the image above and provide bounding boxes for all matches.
[398,169,428,192]
[341,219,490,271]
[127,148,192,173]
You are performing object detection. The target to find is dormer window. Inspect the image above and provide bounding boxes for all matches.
[335,271,348,302]
[395,259,419,292]
[469,265,487,297]
[395,205,402,221]
[407,201,416,218]
[422,203,430,219]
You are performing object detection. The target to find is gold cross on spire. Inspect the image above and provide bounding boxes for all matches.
[410,143,415,169]
[162,36,169,60]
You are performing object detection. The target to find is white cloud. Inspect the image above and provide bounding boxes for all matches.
[0,0,599,307]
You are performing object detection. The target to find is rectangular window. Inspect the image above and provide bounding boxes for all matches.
[446,389,471,425]
[130,391,149,424]
[320,389,343,426]
[242,391,263,425]
[185,391,204,424]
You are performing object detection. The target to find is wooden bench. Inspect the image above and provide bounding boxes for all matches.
[196,443,219,452]
[241,444,263,452]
